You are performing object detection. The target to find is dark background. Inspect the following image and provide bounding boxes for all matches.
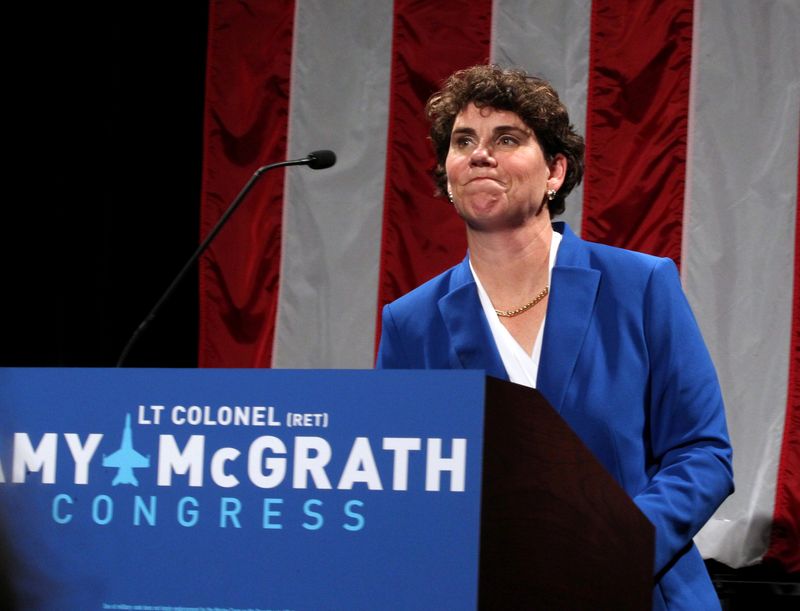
[1,3,796,608]
[3,4,208,368]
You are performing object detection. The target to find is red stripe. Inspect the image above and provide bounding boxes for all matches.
[198,0,295,367]
[582,0,693,266]
[764,145,800,572]
[376,0,492,340]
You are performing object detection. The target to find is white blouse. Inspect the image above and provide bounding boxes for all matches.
[470,230,562,389]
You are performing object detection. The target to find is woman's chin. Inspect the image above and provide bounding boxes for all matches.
[459,194,502,217]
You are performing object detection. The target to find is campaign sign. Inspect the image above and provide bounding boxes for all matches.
[0,368,486,611]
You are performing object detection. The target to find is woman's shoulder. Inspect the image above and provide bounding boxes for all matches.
[586,240,674,274]
[558,223,677,280]
[556,227,682,304]
[384,258,471,317]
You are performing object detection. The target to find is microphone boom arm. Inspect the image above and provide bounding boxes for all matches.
[115,153,333,367]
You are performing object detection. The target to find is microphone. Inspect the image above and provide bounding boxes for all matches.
[253,149,337,175]
[305,149,336,170]
[116,150,337,367]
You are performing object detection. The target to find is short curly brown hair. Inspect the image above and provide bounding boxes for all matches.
[425,64,585,216]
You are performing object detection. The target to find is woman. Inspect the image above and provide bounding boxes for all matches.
[376,64,733,610]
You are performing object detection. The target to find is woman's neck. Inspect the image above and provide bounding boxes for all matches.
[467,219,553,308]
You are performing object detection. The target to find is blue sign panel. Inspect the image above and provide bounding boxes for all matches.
[0,368,486,611]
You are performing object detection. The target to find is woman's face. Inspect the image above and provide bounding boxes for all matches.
[445,103,565,232]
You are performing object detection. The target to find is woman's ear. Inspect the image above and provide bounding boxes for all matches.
[548,154,568,191]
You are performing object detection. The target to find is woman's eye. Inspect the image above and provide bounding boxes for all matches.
[498,135,518,146]
[454,136,474,148]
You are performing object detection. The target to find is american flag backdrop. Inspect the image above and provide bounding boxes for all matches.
[197,0,799,571]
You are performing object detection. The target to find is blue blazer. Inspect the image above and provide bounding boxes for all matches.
[377,222,734,610]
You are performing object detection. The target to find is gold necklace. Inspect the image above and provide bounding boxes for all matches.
[494,286,549,318]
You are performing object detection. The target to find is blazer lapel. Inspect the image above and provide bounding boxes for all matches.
[438,258,508,380]
[538,224,601,414]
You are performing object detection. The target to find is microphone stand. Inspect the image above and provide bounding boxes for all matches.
[116,155,326,367]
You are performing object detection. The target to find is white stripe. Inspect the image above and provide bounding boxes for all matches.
[491,0,591,232]
[687,0,800,567]
[275,0,394,368]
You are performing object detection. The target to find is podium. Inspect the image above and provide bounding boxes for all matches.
[0,368,652,610]
[479,377,653,609]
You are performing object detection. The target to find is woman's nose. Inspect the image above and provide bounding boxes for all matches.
[469,144,496,167]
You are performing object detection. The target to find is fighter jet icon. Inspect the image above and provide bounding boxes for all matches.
[102,413,150,486]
